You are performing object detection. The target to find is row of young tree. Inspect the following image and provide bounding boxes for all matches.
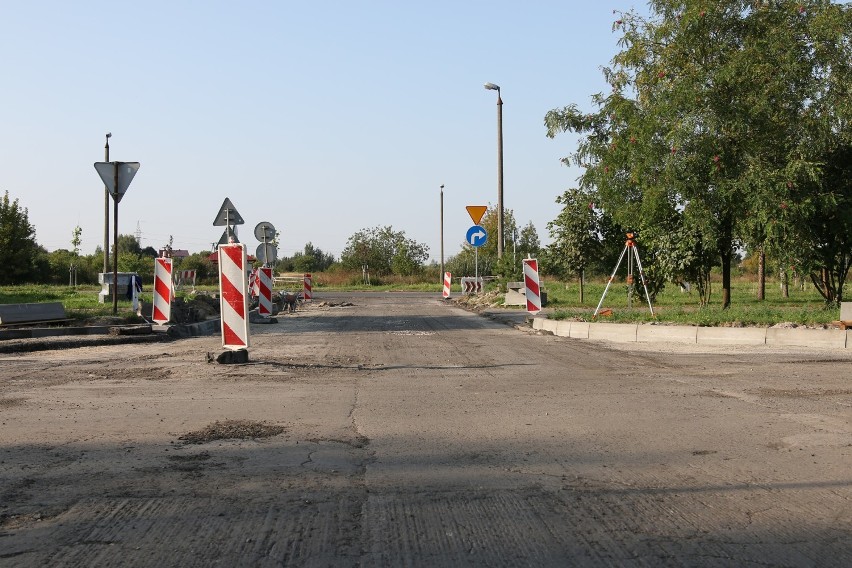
[544,0,852,307]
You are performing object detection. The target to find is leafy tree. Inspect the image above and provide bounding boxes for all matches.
[292,242,336,273]
[544,188,603,302]
[114,233,142,256]
[0,190,42,284]
[340,226,429,276]
[180,251,217,283]
[516,222,541,261]
[545,0,851,309]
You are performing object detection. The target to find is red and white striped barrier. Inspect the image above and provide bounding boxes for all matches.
[248,268,259,298]
[257,267,273,317]
[442,272,452,298]
[218,244,250,350]
[461,277,483,294]
[174,269,196,290]
[523,258,542,315]
[303,273,312,301]
[152,258,172,325]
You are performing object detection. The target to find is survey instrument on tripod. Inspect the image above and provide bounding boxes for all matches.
[593,230,655,319]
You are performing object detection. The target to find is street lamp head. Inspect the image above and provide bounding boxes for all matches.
[440,184,444,190]
[106,132,112,139]
[484,82,500,91]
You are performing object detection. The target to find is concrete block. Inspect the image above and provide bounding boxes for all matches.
[696,327,766,346]
[841,302,852,321]
[637,324,697,344]
[847,330,852,349]
[588,323,638,343]
[765,327,847,349]
[554,321,571,337]
[504,282,526,306]
[569,322,590,339]
[531,317,545,331]
[541,319,558,334]
[0,302,66,325]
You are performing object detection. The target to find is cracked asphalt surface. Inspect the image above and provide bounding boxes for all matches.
[1,291,851,566]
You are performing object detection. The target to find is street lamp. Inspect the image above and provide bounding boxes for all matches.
[103,132,112,273]
[440,184,445,284]
[484,82,504,259]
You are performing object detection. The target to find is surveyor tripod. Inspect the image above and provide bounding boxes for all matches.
[593,231,655,318]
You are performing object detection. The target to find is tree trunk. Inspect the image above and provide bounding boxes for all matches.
[578,271,584,304]
[757,250,765,301]
[781,267,789,298]
[721,250,732,309]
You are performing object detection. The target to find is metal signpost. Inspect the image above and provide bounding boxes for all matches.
[466,225,487,281]
[254,221,277,267]
[213,198,245,244]
[465,205,488,283]
[94,161,140,314]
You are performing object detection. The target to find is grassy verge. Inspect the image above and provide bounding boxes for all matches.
[544,279,840,327]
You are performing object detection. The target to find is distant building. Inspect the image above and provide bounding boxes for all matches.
[159,249,189,258]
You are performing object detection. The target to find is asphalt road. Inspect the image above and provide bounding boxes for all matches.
[1,292,851,567]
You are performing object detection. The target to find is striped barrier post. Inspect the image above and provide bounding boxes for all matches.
[303,273,312,302]
[248,268,259,298]
[523,258,542,315]
[442,272,452,298]
[218,244,250,350]
[152,258,172,325]
[174,270,196,291]
[257,267,273,317]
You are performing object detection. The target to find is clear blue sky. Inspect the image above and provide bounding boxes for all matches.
[1,1,643,263]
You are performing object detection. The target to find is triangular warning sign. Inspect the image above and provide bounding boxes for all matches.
[213,198,245,226]
[466,205,488,225]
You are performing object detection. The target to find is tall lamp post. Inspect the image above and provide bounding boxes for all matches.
[440,184,445,283]
[103,132,112,273]
[484,82,504,259]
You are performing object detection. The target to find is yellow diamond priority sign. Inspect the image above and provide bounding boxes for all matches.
[466,205,488,225]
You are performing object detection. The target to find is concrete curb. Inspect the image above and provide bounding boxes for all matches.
[531,317,852,349]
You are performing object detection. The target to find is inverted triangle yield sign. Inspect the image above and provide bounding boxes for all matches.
[213,198,245,226]
[466,205,488,225]
[94,162,140,203]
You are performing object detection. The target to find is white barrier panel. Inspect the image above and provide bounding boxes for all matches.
[218,244,250,350]
[303,273,313,301]
[523,258,541,315]
[152,258,172,325]
[257,267,273,317]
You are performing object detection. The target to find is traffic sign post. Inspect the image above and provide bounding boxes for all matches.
[94,161,140,314]
[466,225,487,281]
[213,198,245,245]
[254,221,277,267]
[466,225,487,247]
[466,205,488,225]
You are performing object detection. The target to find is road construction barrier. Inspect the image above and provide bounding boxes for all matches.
[174,269,196,290]
[248,268,259,298]
[303,273,312,301]
[461,277,483,294]
[523,258,542,315]
[218,244,250,350]
[443,272,452,298]
[153,258,173,324]
[257,267,273,317]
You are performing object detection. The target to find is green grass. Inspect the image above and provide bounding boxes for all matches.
[545,278,840,326]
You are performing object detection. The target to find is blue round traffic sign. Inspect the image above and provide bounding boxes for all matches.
[466,225,487,247]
